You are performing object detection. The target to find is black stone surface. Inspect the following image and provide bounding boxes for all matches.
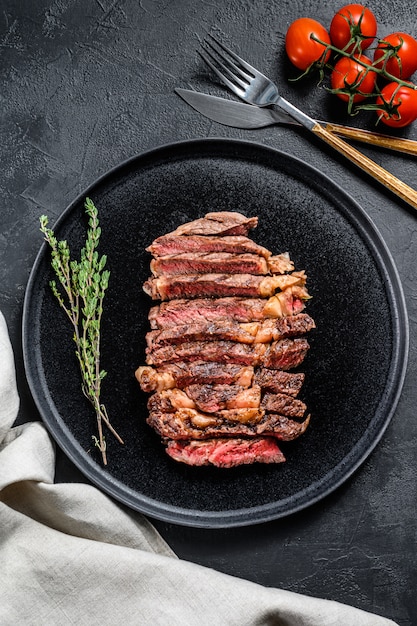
[2,1,417,623]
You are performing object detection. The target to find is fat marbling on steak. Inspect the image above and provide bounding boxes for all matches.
[143,271,310,301]
[136,362,255,392]
[147,407,311,442]
[148,289,309,329]
[145,313,315,349]
[184,384,261,413]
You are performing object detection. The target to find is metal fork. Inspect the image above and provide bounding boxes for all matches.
[199,34,417,212]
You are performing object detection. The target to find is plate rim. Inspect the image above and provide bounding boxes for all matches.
[22,137,409,528]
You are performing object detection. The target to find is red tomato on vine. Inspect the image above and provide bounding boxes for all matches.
[330,4,377,52]
[330,55,377,102]
[374,32,417,80]
[376,82,417,127]
[285,18,331,71]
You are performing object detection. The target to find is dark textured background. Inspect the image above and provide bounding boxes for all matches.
[1,0,416,623]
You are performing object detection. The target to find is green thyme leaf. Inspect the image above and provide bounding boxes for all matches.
[40,198,124,465]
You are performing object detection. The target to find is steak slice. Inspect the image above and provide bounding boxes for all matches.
[136,367,307,399]
[143,273,295,301]
[254,369,305,396]
[136,362,254,392]
[172,212,258,237]
[146,338,309,369]
[165,437,286,467]
[263,338,310,370]
[148,291,311,329]
[150,252,269,276]
[147,234,271,258]
[147,389,195,413]
[255,313,316,343]
[147,408,310,441]
[270,312,315,336]
[146,340,267,367]
[184,384,261,413]
[149,297,275,329]
[145,321,259,348]
[146,313,315,349]
[148,391,264,423]
[261,392,307,418]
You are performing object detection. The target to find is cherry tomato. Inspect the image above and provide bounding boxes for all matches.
[374,32,417,80]
[330,4,377,52]
[330,54,376,102]
[375,82,417,127]
[285,18,331,71]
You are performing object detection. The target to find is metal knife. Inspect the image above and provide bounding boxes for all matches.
[175,88,417,157]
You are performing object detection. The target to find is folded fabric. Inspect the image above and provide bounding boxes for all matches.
[0,311,398,625]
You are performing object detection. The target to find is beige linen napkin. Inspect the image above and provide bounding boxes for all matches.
[0,311,398,626]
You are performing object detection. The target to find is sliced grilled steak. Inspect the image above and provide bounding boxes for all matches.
[165,437,285,467]
[150,252,269,277]
[147,234,271,258]
[147,338,309,369]
[172,212,258,237]
[148,291,310,329]
[167,361,254,387]
[136,362,254,392]
[147,389,195,413]
[143,273,296,301]
[184,384,261,413]
[146,313,315,349]
[146,340,268,367]
[263,338,310,370]
[255,313,315,343]
[145,321,259,348]
[148,391,264,423]
[254,369,305,396]
[261,392,307,418]
[139,212,315,467]
[149,298,274,329]
[147,407,310,441]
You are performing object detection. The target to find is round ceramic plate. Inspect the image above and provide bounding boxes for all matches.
[23,138,408,528]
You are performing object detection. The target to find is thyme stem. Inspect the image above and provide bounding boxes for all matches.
[40,198,124,465]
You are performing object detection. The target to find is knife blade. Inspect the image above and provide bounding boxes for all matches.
[176,87,293,129]
[175,88,417,157]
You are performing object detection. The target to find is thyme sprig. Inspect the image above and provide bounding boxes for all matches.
[40,198,124,465]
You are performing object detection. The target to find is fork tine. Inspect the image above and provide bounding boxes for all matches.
[197,50,243,96]
[203,37,253,84]
[199,45,248,91]
[207,34,260,78]
[197,49,246,99]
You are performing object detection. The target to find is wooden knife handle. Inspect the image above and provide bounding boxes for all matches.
[323,122,417,157]
[312,123,417,211]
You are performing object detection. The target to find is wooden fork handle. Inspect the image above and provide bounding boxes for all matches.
[323,123,417,156]
[312,123,417,211]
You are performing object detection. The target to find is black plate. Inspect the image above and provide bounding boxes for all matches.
[23,138,408,528]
